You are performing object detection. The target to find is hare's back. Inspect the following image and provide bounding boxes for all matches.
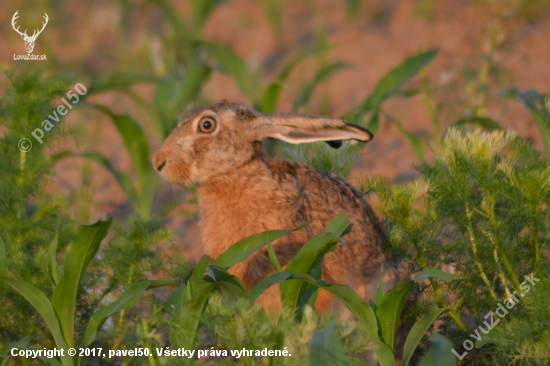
[269,160,388,251]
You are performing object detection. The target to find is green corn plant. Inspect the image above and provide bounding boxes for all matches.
[308,324,350,366]
[307,267,464,366]
[52,103,160,219]
[383,269,465,366]
[342,49,439,163]
[0,219,176,366]
[499,87,550,159]
[84,71,157,97]
[151,0,227,71]
[258,46,329,114]
[258,0,284,41]
[293,61,351,112]
[285,49,440,177]
[164,213,460,366]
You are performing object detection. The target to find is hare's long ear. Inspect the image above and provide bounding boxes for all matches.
[245,113,373,148]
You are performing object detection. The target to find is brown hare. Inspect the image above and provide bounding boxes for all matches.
[153,100,402,313]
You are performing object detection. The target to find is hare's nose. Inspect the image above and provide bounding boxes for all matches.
[153,151,167,172]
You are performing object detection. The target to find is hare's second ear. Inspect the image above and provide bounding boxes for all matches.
[325,140,343,149]
[246,113,373,147]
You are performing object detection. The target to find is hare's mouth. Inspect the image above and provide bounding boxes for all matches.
[156,159,194,186]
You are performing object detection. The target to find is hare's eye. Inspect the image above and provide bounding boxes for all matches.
[199,118,216,133]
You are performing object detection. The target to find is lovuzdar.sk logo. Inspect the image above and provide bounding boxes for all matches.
[12,10,48,61]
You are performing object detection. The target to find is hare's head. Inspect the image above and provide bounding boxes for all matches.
[153,100,373,185]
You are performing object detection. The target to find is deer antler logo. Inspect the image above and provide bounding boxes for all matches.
[11,10,49,54]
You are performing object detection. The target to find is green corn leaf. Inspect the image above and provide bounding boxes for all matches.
[186,255,213,301]
[190,0,227,34]
[453,117,502,131]
[402,306,445,366]
[384,113,425,162]
[86,71,156,96]
[281,213,352,319]
[259,47,326,113]
[260,83,284,114]
[47,219,61,288]
[340,96,373,125]
[309,324,350,366]
[0,237,6,296]
[200,42,256,98]
[248,272,293,301]
[375,280,414,351]
[91,104,152,185]
[152,0,185,40]
[418,332,457,366]
[51,151,140,214]
[154,77,177,136]
[214,221,309,269]
[266,240,283,272]
[164,285,186,317]
[280,232,343,315]
[1,278,72,366]
[170,282,215,349]
[248,271,395,366]
[365,110,380,133]
[499,87,550,158]
[373,274,385,313]
[37,351,63,366]
[344,50,437,125]
[304,263,322,308]
[88,105,159,218]
[372,50,438,106]
[323,212,355,235]
[394,89,421,98]
[344,0,360,19]
[85,279,176,346]
[52,219,112,348]
[413,268,468,281]
[294,62,351,110]
[204,265,248,298]
[155,64,212,137]
[0,335,33,359]
[174,63,211,111]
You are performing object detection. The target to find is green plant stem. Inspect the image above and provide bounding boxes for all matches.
[474,21,499,117]
[142,318,156,366]
[18,149,26,218]
[412,238,467,330]
[532,213,541,268]
[117,265,135,341]
[486,193,521,290]
[126,90,163,138]
[493,246,512,299]
[421,68,440,142]
[266,241,282,272]
[465,205,498,300]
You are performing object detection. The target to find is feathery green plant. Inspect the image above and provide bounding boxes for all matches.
[362,127,550,364]
[0,219,177,366]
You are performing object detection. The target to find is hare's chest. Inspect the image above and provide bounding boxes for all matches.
[198,185,293,258]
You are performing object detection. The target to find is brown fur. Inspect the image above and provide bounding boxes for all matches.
[153,101,403,312]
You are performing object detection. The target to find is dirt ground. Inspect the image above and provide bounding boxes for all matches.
[2,0,549,260]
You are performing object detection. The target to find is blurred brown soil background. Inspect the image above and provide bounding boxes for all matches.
[1,0,549,260]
